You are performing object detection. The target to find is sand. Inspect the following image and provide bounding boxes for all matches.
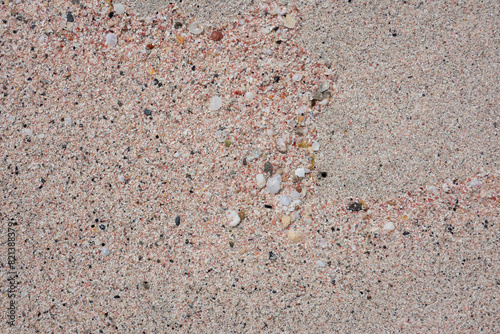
[1,0,498,333]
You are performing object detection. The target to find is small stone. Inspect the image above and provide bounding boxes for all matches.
[118,175,125,182]
[209,96,222,111]
[287,230,304,242]
[143,109,152,116]
[175,216,181,226]
[256,174,266,188]
[291,190,300,199]
[215,129,227,143]
[269,251,277,261]
[244,91,255,101]
[280,195,291,206]
[210,31,223,41]
[292,73,303,82]
[238,211,245,221]
[113,3,125,15]
[101,247,110,256]
[227,210,241,227]
[276,138,288,153]
[282,216,291,228]
[106,33,117,47]
[66,12,75,23]
[264,161,273,174]
[66,117,73,126]
[319,82,329,92]
[311,141,320,151]
[174,22,183,29]
[295,168,306,178]
[224,139,231,147]
[347,202,363,212]
[383,222,395,231]
[188,22,204,35]
[283,15,297,29]
[469,178,481,188]
[266,174,282,194]
[317,260,326,268]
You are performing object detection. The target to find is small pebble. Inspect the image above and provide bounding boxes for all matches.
[210,31,223,41]
[317,260,326,268]
[101,247,110,256]
[175,216,181,226]
[188,22,204,35]
[282,216,291,228]
[118,175,125,182]
[264,161,273,174]
[287,230,304,242]
[113,3,125,15]
[209,96,222,111]
[295,168,306,178]
[256,174,266,188]
[66,12,75,23]
[319,82,329,92]
[291,190,300,199]
[143,109,152,116]
[292,73,303,82]
[280,195,291,206]
[244,91,255,101]
[312,141,320,151]
[383,222,395,231]
[266,174,282,194]
[269,251,277,261]
[227,210,241,227]
[106,33,117,47]
[224,140,231,147]
[283,15,297,29]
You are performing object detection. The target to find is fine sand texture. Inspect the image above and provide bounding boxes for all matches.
[1,0,499,333]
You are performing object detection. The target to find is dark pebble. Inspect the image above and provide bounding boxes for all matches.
[269,251,277,261]
[264,161,273,174]
[347,202,363,212]
[99,224,105,230]
[175,216,181,226]
[144,109,152,116]
[242,157,247,165]
[174,22,183,29]
[67,12,75,23]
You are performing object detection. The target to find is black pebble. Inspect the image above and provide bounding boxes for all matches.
[320,172,328,178]
[99,224,105,230]
[174,22,183,29]
[144,109,152,116]
[274,76,280,83]
[242,157,247,165]
[67,12,75,23]
[269,251,277,261]
[175,216,181,226]
[347,202,363,212]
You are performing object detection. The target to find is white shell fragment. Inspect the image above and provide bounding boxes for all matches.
[311,141,320,151]
[113,3,125,15]
[101,247,110,256]
[209,96,222,111]
[383,222,396,231]
[227,210,241,227]
[106,33,117,47]
[188,22,204,35]
[283,15,297,29]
